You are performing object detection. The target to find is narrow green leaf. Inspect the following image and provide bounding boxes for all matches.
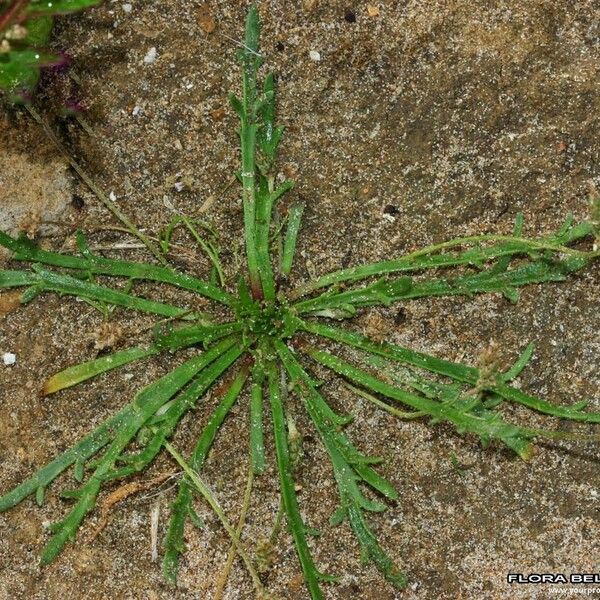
[107,344,245,483]
[295,254,590,314]
[278,343,396,500]
[250,364,266,474]
[154,322,242,351]
[244,4,260,54]
[20,285,41,303]
[0,231,232,305]
[163,365,249,583]
[0,266,196,319]
[0,406,130,511]
[281,203,305,277]
[188,506,204,529]
[307,347,534,459]
[27,0,103,16]
[229,92,244,118]
[73,460,85,483]
[501,343,535,383]
[289,224,596,300]
[266,359,326,600]
[255,182,277,302]
[161,440,266,596]
[294,276,412,313]
[302,321,600,423]
[163,485,192,584]
[37,338,241,563]
[276,342,405,587]
[43,346,159,395]
[346,504,408,589]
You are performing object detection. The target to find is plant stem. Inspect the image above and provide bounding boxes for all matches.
[162,440,265,598]
[344,382,426,419]
[213,464,255,600]
[25,104,167,266]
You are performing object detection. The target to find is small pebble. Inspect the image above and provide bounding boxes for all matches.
[144,47,157,64]
[109,191,117,201]
[197,7,216,34]
[71,194,85,210]
[132,105,141,116]
[122,3,132,12]
[3,352,16,366]
[309,50,321,62]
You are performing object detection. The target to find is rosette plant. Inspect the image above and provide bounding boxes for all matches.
[1,6,599,599]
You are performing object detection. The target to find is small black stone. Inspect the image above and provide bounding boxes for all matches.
[383,204,399,215]
[71,194,85,210]
[275,41,285,52]
[394,307,407,325]
[344,8,356,23]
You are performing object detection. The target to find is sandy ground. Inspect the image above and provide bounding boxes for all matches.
[0,1,599,599]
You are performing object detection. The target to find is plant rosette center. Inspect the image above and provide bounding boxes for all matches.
[234,293,298,342]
